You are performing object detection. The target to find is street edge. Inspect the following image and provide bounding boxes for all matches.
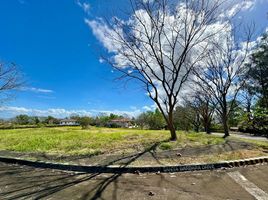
[0,156,267,173]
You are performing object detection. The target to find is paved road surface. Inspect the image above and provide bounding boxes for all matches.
[212,132,268,142]
[0,162,267,200]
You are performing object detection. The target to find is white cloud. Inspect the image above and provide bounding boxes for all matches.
[130,106,137,110]
[21,87,54,94]
[225,0,255,17]
[0,106,91,118]
[0,106,158,118]
[99,58,105,63]
[141,104,158,111]
[242,1,255,10]
[143,0,154,3]
[85,18,122,53]
[77,0,90,14]
[142,106,152,111]
[90,109,142,117]
[86,1,237,112]
[86,0,260,114]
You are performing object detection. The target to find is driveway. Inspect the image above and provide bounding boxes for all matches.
[0,162,267,199]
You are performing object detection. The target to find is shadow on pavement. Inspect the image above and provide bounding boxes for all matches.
[0,140,169,200]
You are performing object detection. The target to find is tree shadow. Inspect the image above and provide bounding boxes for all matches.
[0,140,168,200]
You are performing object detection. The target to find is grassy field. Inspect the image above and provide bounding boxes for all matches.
[0,126,224,156]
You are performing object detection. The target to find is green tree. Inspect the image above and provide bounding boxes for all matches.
[78,116,92,129]
[136,109,166,130]
[109,113,122,120]
[239,31,268,135]
[28,116,40,125]
[173,106,195,131]
[135,113,149,129]
[44,116,59,125]
[250,102,268,136]
[150,109,166,130]
[184,91,215,133]
[93,113,123,127]
[70,115,81,121]
[15,114,30,125]
[241,83,256,123]
[248,33,268,108]
[34,117,40,124]
[228,101,244,127]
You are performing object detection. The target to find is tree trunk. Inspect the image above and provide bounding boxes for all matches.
[222,96,229,138]
[203,116,211,134]
[204,121,211,134]
[222,114,229,138]
[203,117,209,134]
[194,114,200,132]
[168,112,177,141]
[194,125,199,133]
[169,124,177,141]
[246,103,251,122]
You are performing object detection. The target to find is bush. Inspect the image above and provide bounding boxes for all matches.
[238,107,267,136]
[136,109,166,130]
[108,123,121,128]
[37,123,45,128]
[210,123,224,133]
[159,142,172,150]
[78,117,92,129]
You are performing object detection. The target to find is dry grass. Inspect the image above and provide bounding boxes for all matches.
[131,149,268,166]
[0,126,224,156]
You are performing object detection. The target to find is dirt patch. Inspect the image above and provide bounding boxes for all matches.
[0,139,266,166]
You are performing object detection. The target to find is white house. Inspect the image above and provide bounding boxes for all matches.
[108,118,133,128]
[59,119,79,126]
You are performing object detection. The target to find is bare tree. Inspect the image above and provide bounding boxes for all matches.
[173,103,201,132]
[185,90,216,134]
[0,62,23,103]
[193,25,254,137]
[89,0,230,140]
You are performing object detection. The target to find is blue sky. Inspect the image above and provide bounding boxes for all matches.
[0,0,267,118]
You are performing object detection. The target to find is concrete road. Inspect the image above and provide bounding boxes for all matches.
[212,132,268,142]
[0,162,267,200]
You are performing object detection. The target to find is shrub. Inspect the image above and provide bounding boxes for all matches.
[78,117,92,129]
[159,142,172,150]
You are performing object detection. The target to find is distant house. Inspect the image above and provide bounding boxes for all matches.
[107,118,133,128]
[230,127,239,132]
[59,119,79,126]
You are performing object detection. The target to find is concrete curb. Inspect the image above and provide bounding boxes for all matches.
[0,156,267,174]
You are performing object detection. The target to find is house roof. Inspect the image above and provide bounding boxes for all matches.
[109,118,133,123]
[60,119,78,123]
